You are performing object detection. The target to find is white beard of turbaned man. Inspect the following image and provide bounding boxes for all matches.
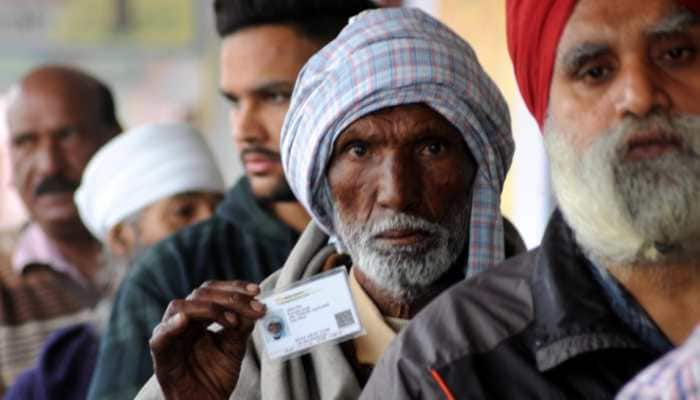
[545,111,700,274]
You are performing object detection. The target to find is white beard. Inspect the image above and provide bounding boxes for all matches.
[545,113,700,267]
[334,207,470,301]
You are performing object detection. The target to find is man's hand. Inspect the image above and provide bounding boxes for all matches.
[149,280,266,400]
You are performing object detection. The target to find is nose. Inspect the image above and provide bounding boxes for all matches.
[376,153,421,213]
[230,101,268,146]
[614,60,671,119]
[35,138,64,176]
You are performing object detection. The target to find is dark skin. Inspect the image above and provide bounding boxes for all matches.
[149,280,265,400]
[327,104,476,318]
[149,104,476,399]
[7,66,120,280]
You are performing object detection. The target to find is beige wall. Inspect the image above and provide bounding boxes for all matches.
[438,0,516,103]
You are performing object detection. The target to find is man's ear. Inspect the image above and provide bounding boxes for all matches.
[107,222,136,257]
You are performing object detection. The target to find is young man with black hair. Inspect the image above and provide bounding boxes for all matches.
[87,1,375,399]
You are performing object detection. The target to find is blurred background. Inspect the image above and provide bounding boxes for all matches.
[0,0,554,249]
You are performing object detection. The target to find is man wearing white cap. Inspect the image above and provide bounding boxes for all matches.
[2,122,224,400]
[75,122,224,262]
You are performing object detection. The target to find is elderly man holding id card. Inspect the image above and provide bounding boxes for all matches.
[138,8,524,400]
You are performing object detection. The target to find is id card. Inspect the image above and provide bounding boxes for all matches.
[257,267,363,361]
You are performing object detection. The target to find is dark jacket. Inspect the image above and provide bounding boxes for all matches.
[134,218,526,400]
[87,178,299,400]
[361,211,664,400]
[5,324,99,400]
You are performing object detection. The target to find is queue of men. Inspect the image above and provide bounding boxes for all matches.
[139,7,523,399]
[3,122,224,400]
[1,0,700,399]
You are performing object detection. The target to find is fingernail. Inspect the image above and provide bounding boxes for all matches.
[250,300,265,312]
[246,283,259,293]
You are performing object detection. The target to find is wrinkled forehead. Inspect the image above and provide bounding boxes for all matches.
[336,103,459,143]
[556,0,698,66]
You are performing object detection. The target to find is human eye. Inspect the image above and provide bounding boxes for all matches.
[576,64,613,84]
[228,98,241,110]
[10,133,35,150]
[261,90,291,105]
[171,202,196,222]
[221,91,240,109]
[659,44,697,65]
[420,140,446,156]
[347,141,369,158]
[336,139,371,160]
[56,127,79,141]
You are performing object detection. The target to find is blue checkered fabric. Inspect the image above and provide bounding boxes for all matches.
[281,7,514,277]
[617,326,700,400]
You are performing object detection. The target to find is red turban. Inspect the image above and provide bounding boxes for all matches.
[506,0,700,131]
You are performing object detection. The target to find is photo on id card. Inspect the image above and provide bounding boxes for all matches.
[256,267,364,361]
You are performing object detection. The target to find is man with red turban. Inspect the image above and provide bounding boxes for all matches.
[361,0,700,398]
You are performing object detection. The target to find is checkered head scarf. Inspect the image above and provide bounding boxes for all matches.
[281,8,514,277]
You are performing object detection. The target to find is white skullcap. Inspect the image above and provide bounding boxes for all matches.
[75,122,225,242]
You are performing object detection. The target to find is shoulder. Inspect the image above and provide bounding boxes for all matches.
[136,215,234,270]
[368,252,540,395]
[617,326,700,399]
[363,250,540,398]
[0,261,93,326]
[400,251,537,368]
[35,323,100,377]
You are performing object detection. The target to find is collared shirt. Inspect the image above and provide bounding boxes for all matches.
[349,268,409,366]
[617,325,700,399]
[588,262,673,354]
[12,223,87,286]
[0,243,100,395]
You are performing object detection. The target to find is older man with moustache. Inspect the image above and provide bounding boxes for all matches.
[0,65,120,394]
[136,8,523,400]
[75,123,224,265]
[361,0,700,399]
[6,65,121,288]
[2,123,224,400]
